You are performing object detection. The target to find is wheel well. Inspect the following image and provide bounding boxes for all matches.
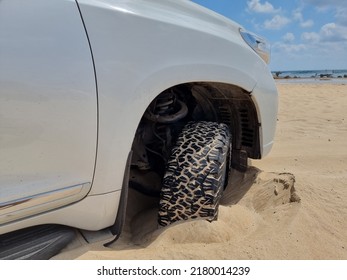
[130,81,260,183]
[120,81,261,236]
[186,82,261,162]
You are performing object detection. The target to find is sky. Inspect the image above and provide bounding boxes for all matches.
[191,0,347,71]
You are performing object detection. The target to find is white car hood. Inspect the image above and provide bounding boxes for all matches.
[79,0,242,37]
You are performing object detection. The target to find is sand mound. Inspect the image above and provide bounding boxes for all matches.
[54,168,303,260]
[120,168,301,248]
[248,172,300,212]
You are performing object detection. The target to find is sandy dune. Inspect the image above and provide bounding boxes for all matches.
[54,83,347,260]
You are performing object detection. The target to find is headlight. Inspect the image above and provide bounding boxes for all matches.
[240,29,271,64]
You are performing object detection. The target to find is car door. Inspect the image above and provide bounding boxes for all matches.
[0,0,97,224]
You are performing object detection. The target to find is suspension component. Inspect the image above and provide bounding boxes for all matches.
[144,90,188,124]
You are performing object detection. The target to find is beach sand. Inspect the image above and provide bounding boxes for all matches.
[53,82,347,260]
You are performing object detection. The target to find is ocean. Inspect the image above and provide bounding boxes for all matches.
[272,69,347,79]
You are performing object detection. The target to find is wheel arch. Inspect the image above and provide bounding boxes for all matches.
[131,64,262,169]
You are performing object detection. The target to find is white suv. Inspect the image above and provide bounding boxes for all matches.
[0,0,278,259]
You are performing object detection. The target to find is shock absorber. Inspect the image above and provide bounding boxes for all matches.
[144,90,188,124]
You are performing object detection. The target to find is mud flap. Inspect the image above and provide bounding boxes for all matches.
[104,150,133,247]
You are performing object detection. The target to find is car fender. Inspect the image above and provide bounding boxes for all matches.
[89,61,259,196]
[76,0,265,196]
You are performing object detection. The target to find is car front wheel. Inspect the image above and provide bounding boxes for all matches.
[158,121,231,226]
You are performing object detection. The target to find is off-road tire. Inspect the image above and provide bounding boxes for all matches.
[158,121,231,227]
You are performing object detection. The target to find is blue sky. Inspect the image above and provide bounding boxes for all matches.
[191,0,347,71]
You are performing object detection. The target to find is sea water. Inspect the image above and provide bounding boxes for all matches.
[272,69,347,84]
[272,69,347,79]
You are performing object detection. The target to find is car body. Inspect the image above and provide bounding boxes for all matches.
[0,0,277,239]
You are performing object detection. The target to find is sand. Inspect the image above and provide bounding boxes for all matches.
[54,82,347,260]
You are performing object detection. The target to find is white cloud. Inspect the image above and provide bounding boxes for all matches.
[283,32,295,43]
[300,23,347,43]
[300,19,314,28]
[274,21,347,55]
[273,42,307,53]
[285,44,307,52]
[293,9,303,21]
[321,23,337,37]
[320,22,347,42]
[301,32,320,43]
[303,0,347,8]
[335,8,347,25]
[292,9,314,28]
[264,15,290,30]
[302,0,347,26]
[270,2,347,70]
[247,0,279,14]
